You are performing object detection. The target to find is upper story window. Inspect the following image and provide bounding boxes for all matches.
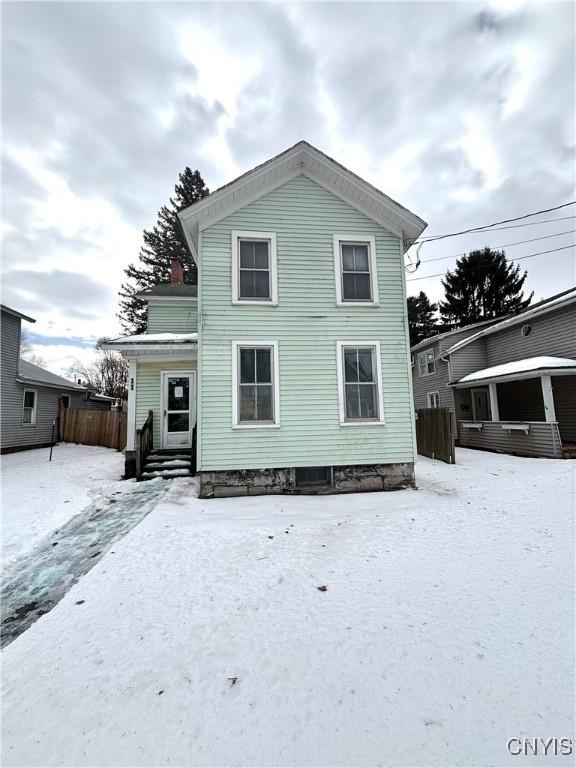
[232,341,280,428]
[418,349,435,376]
[232,231,278,305]
[22,389,37,425]
[333,235,378,306]
[336,341,385,425]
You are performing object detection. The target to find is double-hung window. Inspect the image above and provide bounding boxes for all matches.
[232,231,277,304]
[232,342,280,427]
[336,341,384,425]
[427,391,440,408]
[418,349,435,376]
[22,389,37,425]
[333,235,378,305]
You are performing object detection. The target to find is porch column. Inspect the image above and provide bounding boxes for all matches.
[488,382,499,422]
[541,374,556,423]
[126,358,137,450]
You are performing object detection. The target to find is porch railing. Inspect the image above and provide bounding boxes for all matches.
[135,410,154,480]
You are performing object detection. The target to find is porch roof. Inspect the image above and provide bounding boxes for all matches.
[103,332,198,353]
[452,356,576,387]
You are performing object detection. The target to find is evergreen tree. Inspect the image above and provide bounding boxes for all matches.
[439,248,532,327]
[118,168,209,332]
[407,291,440,346]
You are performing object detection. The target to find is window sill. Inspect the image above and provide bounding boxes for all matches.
[232,423,281,430]
[336,301,380,308]
[232,299,278,306]
[339,420,385,427]
[21,423,37,427]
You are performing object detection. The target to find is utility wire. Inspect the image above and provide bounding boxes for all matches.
[410,201,576,245]
[406,243,575,282]
[416,228,576,265]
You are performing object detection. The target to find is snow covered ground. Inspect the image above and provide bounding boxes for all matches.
[1,449,574,767]
[1,444,124,566]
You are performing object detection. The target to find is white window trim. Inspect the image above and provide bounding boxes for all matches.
[231,230,278,305]
[231,341,280,429]
[333,234,379,307]
[427,391,440,408]
[22,388,37,426]
[418,349,436,377]
[336,340,385,426]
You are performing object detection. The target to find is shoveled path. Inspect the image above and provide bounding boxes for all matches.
[1,478,169,648]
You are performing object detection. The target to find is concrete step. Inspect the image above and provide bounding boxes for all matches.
[147,453,190,461]
[140,468,192,480]
[144,459,191,470]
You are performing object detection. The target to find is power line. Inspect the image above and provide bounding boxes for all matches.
[416,228,576,265]
[406,244,575,282]
[410,201,576,245]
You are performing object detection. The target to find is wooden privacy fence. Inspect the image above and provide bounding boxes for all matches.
[415,408,455,464]
[60,407,127,451]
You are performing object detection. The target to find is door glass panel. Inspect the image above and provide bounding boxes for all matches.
[168,377,189,411]
[168,413,189,432]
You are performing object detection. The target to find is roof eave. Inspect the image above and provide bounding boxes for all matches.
[451,366,576,387]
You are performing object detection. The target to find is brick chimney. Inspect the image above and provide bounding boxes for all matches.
[170,257,184,284]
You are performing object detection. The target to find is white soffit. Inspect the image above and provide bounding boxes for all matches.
[178,141,427,261]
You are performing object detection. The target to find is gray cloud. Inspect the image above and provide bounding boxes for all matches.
[1,0,574,358]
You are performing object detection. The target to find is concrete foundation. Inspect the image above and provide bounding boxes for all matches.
[199,463,415,498]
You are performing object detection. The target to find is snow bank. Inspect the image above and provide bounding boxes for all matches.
[1,444,124,567]
[1,450,574,766]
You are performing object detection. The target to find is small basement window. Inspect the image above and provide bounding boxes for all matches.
[295,466,332,487]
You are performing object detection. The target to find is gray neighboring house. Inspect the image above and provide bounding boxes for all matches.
[1,305,111,454]
[411,288,576,459]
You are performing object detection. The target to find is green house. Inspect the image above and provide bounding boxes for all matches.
[107,142,427,497]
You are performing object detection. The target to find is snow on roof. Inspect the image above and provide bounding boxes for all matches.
[444,287,576,357]
[105,333,198,345]
[17,359,86,390]
[456,356,576,385]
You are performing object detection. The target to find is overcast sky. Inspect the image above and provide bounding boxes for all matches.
[2,0,575,375]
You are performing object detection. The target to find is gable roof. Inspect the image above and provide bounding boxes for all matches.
[17,359,86,391]
[410,317,499,353]
[178,141,427,261]
[443,287,576,358]
[1,304,36,324]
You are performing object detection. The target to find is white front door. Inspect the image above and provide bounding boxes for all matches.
[161,372,196,449]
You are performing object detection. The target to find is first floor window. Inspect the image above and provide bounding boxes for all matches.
[234,343,279,426]
[418,349,435,376]
[337,342,383,423]
[427,391,440,408]
[22,389,37,424]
